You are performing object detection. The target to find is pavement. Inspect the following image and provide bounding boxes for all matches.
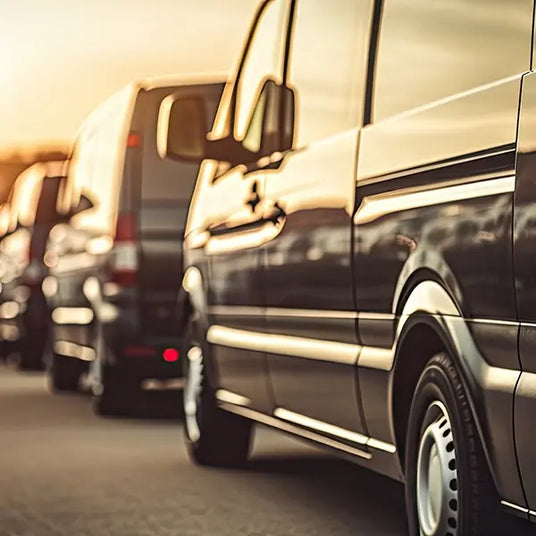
[0,364,407,536]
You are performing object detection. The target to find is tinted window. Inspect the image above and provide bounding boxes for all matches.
[374,0,532,122]
[234,0,289,141]
[289,0,373,146]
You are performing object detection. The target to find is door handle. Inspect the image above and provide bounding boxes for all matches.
[265,202,286,224]
[245,181,261,212]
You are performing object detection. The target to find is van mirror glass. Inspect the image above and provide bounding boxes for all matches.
[157,94,208,162]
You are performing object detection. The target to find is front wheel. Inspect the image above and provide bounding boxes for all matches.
[405,353,533,536]
[183,324,252,467]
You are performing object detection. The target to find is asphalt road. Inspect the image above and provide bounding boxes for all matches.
[0,364,408,536]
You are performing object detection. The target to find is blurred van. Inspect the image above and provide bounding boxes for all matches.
[46,75,224,415]
[164,1,536,534]
[0,160,67,369]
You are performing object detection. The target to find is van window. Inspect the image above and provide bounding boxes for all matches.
[374,0,533,122]
[234,0,289,141]
[289,0,373,146]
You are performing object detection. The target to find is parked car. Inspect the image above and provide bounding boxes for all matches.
[0,161,67,369]
[164,1,536,534]
[45,74,225,416]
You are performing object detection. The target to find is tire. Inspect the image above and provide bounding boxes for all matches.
[183,321,252,467]
[405,353,534,536]
[93,366,138,417]
[49,353,83,392]
[17,328,48,371]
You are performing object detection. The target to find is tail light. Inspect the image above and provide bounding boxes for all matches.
[111,212,138,287]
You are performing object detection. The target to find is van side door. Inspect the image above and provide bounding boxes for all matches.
[357,0,532,505]
[187,0,292,414]
[260,0,374,440]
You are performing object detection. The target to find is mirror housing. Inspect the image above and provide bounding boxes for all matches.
[157,93,209,162]
[157,81,295,167]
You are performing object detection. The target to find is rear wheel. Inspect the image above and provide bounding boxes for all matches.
[49,353,83,392]
[183,322,252,467]
[93,365,138,416]
[18,328,48,371]
[405,353,533,535]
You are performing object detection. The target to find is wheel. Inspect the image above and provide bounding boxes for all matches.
[49,353,83,392]
[93,365,138,417]
[405,353,534,536]
[17,328,48,371]
[183,322,252,467]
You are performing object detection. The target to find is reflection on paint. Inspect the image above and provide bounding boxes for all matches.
[52,307,94,325]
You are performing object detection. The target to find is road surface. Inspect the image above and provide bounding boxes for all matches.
[0,364,407,535]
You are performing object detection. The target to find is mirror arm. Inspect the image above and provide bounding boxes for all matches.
[206,137,259,166]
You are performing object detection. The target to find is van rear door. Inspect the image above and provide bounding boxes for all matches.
[133,83,224,338]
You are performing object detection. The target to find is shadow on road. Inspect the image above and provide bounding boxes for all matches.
[245,452,408,535]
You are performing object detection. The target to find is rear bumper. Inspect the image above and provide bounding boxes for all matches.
[98,298,183,379]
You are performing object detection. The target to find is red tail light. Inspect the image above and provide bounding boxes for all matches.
[127,132,141,148]
[111,212,138,287]
[163,348,179,362]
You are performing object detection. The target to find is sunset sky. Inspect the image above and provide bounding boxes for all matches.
[0,0,255,149]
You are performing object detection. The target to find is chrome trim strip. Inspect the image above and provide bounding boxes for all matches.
[207,305,395,321]
[467,318,519,327]
[354,176,514,225]
[358,345,393,371]
[207,325,359,365]
[209,305,358,319]
[358,159,510,187]
[215,389,251,407]
[219,403,372,460]
[501,500,529,515]
[274,408,369,445]
[205,222,282,256]
[208,305,264,317]
[367,437,397,454]
[357,312,396,321]
[274,407,396,454]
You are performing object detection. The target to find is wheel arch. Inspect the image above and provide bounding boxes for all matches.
[389,278,506,499]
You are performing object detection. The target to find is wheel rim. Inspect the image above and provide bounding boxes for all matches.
[183,345,203,442]
[416,400,459,536]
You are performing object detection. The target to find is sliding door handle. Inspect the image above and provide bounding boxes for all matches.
[245,181,261,212]
[265,202,286,224]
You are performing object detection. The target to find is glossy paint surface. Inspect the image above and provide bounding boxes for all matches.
[48,80,223,377]
[514,72,536,509]
[183,0,535,509]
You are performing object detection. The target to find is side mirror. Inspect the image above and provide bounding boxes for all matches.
[157,94,208,162]
[242,79,295,158]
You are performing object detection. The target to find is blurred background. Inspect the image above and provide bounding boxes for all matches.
[0,0,254,192]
